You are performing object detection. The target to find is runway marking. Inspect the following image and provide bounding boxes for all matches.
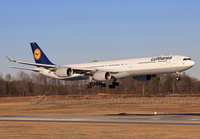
[190,119,199,121]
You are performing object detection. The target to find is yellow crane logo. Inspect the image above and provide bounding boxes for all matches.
[34,49,41,60]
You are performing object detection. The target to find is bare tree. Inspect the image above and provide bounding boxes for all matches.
[0,73,6,97]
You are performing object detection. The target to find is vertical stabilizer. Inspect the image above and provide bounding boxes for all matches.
[30,42,54,65]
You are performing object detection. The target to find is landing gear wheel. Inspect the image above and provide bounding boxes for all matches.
[86,81,107,89]
[102,83,106,87]
[114,82,119,86]
[85,84,92,89]
[89,82,93,86]
[85,85,89,89]
[176,76,181,81]
[96,82,100,86]
[109,85,115,89]
[176,72,182,81]
[92,82,96,86]
[109,79,119,89]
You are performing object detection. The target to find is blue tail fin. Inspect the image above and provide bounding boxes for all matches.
[30,42,54,65]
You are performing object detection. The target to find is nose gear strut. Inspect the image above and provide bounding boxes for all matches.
[176,72,182,81]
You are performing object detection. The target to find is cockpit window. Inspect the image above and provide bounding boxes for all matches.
[183,58,192,61]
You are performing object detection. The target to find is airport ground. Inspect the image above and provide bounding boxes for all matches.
[0,95,200,138]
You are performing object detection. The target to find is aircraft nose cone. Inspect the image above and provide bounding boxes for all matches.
[191,60,195,66]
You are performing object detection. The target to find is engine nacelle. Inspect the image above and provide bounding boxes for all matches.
[55,67,73,77]
[133,75,153,81]
[93,71,111,81]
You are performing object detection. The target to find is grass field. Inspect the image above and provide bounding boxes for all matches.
[1,122,200,139]
[0,96,200,138]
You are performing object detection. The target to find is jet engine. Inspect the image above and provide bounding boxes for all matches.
[55,67,73,77]
[93,71,111,81]
[133,75,156,81]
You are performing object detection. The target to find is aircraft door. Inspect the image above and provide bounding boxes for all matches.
[170,56,178,70]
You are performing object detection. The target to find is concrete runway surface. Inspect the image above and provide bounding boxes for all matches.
[1,114,200,125]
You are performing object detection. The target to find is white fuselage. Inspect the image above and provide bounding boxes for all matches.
[38,55,195,81]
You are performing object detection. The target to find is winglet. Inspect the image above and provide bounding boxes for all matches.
[6,56,16,62]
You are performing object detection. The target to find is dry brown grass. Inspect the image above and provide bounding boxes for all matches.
[0,97,200,138]
[0,102,200,116]
[0,122,200,139]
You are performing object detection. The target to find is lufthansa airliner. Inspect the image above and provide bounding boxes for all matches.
[6,42,195,89]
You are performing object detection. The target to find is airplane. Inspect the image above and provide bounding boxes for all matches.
[6,42,195,89]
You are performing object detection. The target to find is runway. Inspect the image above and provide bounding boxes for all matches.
[1,114,200,125]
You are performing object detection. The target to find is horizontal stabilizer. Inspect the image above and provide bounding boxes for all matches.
[8,67,41,72]
[6,56,56,68]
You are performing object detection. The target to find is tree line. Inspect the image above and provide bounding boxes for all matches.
[0,71,199,97]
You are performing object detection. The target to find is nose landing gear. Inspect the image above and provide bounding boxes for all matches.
[176,72,182,81]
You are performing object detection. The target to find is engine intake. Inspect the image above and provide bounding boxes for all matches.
[55,67,73,77]
[93,71,111,81]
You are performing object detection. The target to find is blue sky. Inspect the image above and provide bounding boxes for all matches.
[0,0,200,79]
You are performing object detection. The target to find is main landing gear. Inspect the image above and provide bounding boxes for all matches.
[85,81,106,89]
[85,79,120,89]
[176,72,182,81]
[109,79,119,89]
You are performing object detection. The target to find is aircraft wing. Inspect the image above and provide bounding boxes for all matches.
[6,56,118,75]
